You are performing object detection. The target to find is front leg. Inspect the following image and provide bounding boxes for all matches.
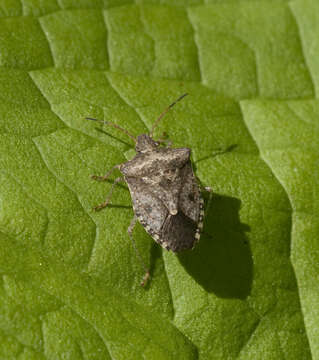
[91,164,121,182]
[93,176,124,211]
[156,132,173,148]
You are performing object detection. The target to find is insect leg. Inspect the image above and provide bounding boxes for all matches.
[199,185,213,214]
[91,164,120,182]
[157,138,173,148]
[128,215,150,287]
[195,176,212,194]
[93,176,124,211]
[156,132,173,148]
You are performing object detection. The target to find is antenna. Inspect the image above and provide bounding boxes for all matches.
[86,117,137,142]
[150,93,188,137]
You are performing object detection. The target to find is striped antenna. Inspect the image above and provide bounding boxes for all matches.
[150,93,188,137]
[86,117,136,142]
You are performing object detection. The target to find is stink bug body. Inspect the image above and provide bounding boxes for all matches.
[87,94,210,286]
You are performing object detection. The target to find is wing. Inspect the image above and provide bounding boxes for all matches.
[160,161,204,252]
[160,212,198,252]
[125,160,204,252]
[126,176,168,239]
[122,147,191,216]
[178,162,201,223]
[139,165,182,215]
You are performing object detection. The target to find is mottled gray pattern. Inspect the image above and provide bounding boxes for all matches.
[178,162,201,222]
[126,177,167,234]
[121,145,202,252]
[121,147,190,177]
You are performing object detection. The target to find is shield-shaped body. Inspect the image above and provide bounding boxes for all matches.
[120,147,204,252]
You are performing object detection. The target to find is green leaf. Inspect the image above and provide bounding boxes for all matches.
[0,1,317,359]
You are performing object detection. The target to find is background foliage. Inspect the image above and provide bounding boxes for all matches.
[0,0,318,359]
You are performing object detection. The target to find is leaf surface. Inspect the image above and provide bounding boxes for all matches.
[0,1,317,359]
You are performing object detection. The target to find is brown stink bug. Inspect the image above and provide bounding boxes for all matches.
[87,94,211,286]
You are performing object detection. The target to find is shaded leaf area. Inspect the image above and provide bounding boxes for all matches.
[0,1,317,359]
